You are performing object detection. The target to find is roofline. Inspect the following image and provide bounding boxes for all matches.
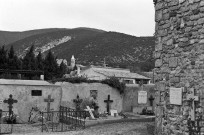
[93,70,150,80]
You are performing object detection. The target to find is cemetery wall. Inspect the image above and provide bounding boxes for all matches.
[154,0,204,134]
[57,82,123,113]
[123,84,155,112]
[0,79,62,122]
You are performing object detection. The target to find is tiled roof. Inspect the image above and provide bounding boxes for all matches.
[93,69,150,80]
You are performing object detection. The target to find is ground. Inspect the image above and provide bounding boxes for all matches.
[9,122,153,135]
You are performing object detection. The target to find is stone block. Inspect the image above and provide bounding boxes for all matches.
[166,39,173,45]
[155,59,162,67]
[169,57,178,68]
[155,43,162,51]
[179,0,185,4]
[201,1,204,7]
[170,77,180,83]
[198,18,204,25]
[154,52,161,59]
[155,3,164,10]
[156,82,165,91]
[155,10,163,21]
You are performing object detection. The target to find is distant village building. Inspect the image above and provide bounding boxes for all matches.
[64,55,151,84]
[56,59,68,66]
[79,66,151,84]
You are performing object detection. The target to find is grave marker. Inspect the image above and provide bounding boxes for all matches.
[3,94,18,117]
[84,106,95,119]
[104,95,113,115]
[169,87,182,105]
[149,95,155,107]
[138,91,147,104]
[44,95,54,120]
[44,95,54,112]
[73,94,83,111]
[187,88,199,121]
[110,110,118,117]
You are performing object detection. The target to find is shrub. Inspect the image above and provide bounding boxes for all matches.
[52,76,125,94]
[101,77,126,94]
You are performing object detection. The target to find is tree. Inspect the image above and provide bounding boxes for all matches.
[7,46,21,70]
[0,46,8,69]
[36,51,44,71]
[58,61,67,78]
[44,50,59,80]
[22,45,37,70]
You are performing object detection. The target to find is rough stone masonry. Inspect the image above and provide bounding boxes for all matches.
[154,0,204,134]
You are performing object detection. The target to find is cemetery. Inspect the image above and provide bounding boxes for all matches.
[0,77,155,134]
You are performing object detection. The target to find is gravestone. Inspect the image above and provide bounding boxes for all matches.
[84,106,95,119]
[104,95,113,115]
[110,110,118,117]
[3,94,18,117]
[73,95,83,111]
[138,90,147,104]
[169,87,182,105]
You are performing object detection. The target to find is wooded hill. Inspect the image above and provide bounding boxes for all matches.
[1,28,155,72]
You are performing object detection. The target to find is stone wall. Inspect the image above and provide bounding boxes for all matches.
[123,84,155,112]
[154,0,204,134]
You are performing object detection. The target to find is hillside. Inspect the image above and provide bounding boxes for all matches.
[5,28,155,71]
[0,28,68,47]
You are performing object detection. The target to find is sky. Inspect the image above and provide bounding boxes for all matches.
[0,0,155,36]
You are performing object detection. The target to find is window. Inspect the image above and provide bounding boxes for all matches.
[31,90,42,96]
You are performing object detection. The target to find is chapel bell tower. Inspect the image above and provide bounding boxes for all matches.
[71,55,75,69]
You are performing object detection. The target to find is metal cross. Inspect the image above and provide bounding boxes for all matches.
[149,95,155,106]
[3,94,18,117]
[104,95,113,115]
[73,94,83,111]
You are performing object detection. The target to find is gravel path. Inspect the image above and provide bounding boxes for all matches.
[9,122,153,135]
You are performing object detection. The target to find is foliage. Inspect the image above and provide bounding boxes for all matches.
[52,76,126,94]
[43,50,59,80]
[80,98,95,110]
[0,46,67,81]
[101,77,126,94]
[36,51,44,71]
[22,45,37,70]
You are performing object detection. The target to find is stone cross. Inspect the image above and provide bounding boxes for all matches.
[187,88,199,121]
[3,94,18,117]
[73,94,83,111]
[44,95,54,112]
[104,95,113,115]
[84,106,95,119]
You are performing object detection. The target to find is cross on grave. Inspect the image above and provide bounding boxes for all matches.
[44,95,54,113]
[104,95,113,115]
[149,95,155,107]
[84,106,95,119]
[187,88,199,121]
[73,94,83,111]
[3,94,18,117]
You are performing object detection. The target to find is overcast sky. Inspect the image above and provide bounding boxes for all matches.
[0,0,155,36]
